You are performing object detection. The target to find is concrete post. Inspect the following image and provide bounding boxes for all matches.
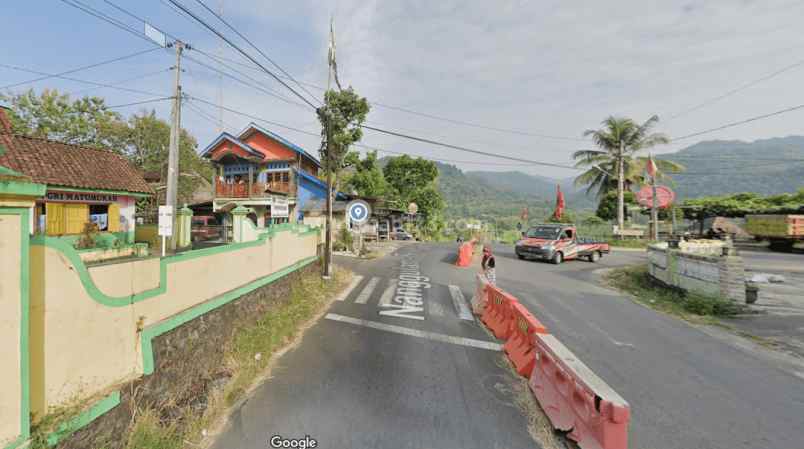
[176,206,193,248]
[718,253,746,302]
[231,205,250,243]
[0,175,44,449]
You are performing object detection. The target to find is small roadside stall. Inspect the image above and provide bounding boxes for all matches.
[0,111,154,260]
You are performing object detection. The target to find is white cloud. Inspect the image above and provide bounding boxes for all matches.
[173,0,804,178]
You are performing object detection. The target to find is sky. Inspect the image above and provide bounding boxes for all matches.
[3,0,804,179]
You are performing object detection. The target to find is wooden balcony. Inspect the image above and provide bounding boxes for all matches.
[215,179,292,198]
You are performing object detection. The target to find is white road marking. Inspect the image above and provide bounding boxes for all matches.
[335,275,364,302]
[378,305,425,320]
[448,285,474,321]
[325,313,502,351]
[428,300,446,317]
[586,321,635,348]
[354,277,380,304]
[378,281,396,307]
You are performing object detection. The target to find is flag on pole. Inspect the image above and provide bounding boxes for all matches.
[328,18,342,90]
[553,185,565,220]
[646,153,658,179]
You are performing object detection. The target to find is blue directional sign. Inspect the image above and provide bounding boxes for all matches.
[347,200,371,225]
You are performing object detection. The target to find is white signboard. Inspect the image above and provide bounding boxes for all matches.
[158,205,174,237]
[145,23,167,48]
[272,198,289,218]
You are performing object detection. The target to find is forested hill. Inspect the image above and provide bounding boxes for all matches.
[434,163,554,219]
[659,136,804,198]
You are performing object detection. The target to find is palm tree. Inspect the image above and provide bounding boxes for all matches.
[573,116,678,232]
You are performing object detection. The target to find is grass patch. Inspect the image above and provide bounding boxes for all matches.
[609,239,656,249]
[121,265,352,449]
[604,265,747,322]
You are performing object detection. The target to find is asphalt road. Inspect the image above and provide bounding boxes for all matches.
[211,243,539,449]
[211,243,804,449]
[485,243,804,449]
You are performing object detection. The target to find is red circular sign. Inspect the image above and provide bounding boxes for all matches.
[636,185,675,208]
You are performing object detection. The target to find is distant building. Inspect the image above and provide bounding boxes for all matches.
[0,106,153,242]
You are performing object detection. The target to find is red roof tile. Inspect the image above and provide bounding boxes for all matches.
[0,132,154,195]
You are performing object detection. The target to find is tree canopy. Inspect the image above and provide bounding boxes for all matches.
[317,87,370,176]
[2,89,212,205]
[573,115,678,198]
[383,155,445,237]
[342,150,389,197]
[682,189,804,218]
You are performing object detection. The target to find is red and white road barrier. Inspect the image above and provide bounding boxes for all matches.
[529,334,630,449]
[503,302,548,378]
[471,273,490,315]
[474,279,631,449]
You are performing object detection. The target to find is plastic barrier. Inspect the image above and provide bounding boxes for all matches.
[481,286,518,339]
[529,333,630,449]
[455,242,473,267]
[503,302,548,377]
[471,273,490,315]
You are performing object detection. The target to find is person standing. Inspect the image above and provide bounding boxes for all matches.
[481,245,496,285]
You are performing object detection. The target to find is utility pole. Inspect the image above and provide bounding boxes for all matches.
[166,40,185,252]
[650,161,659,241]
[616,139,625,235]
[322,18,335,279]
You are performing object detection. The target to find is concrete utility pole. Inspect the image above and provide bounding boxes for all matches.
[651,168,659,241]
[323,18,336,279]
[617,140,625,234]
[166,41,185,252]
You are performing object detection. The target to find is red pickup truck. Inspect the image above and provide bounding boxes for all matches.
[515,224,610,264]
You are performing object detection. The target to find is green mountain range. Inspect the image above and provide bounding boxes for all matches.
[430,137,804,220]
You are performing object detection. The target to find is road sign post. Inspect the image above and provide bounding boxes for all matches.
[158,205,174,258]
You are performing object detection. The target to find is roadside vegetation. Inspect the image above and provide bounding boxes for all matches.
[605,265,747,322]
[119,266,352,449]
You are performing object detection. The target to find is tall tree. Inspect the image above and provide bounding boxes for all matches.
[1,89,128,150]
[317,87,370,276]
[342,150,388,197]
[122,111,212,205]
[573,116,674,231]
[384,155,445,237]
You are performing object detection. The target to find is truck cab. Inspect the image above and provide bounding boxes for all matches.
[515,224,609,264]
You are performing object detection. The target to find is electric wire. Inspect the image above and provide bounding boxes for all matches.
[0,48,160,90]
[0,62,170,97]
[164,0,318,109]
[191,0,321,105]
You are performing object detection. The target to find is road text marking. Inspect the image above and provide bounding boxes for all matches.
[325,313,501,351]
[378,281,396,307]
[336,275,363,302]
[448,285,474,321]
[355,277,380,304]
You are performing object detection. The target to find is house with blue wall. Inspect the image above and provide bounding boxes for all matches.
[200,123,333,227]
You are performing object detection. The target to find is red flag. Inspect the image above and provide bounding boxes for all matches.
[646,154,658,179]
[553,185,565,220]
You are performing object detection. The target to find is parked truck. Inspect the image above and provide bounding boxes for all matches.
[515,224,610,264]
[745,214,804,252]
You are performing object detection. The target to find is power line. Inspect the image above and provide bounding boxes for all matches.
[107,96,174,109]
[165,0,318,109]
[668,57,804,120]
[0,48,160,90]
[672,102,804,141]
[204,51,588,142]
[186,94,580,169]
[69,68,173,97]
[0,62,170,97]
[58,0,155,45]
[184,53,305,108]
[360,125,577,169]
[191,0,321,105]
